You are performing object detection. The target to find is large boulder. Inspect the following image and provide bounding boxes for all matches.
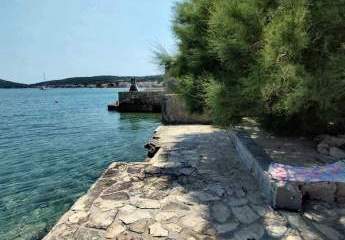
[317,135,345,147]
[317,142,330,155]
[329,147,345,159]
[315,135,345,157]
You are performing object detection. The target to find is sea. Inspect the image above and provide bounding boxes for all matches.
[0,88,160,240]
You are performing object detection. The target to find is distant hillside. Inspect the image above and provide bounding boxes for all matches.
[32,75,163,87]
[0,79,28,88]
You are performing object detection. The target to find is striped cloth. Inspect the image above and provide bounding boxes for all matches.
[269,161,345,182]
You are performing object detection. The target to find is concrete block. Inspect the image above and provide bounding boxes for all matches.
[301,182,336,203]
[110,91,163,113]
[272,181,302,211]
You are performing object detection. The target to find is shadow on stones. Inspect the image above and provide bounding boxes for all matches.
[45,129,345,240]
[141,130,345,239]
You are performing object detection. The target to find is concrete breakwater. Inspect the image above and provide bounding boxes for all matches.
[108,92,163,113]
[44,125,345,240]
[108,92,212,125]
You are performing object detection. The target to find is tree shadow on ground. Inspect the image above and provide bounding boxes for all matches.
[140,128,345,239]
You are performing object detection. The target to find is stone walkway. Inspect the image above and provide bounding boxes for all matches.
[44,125,345,240]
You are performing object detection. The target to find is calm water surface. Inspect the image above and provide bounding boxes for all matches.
[0,88,160,240]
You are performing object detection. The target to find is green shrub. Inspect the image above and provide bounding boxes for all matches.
[260,0,345,134]
[156,0,345,135]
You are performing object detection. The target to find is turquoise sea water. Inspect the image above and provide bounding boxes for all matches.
[0,88,160,240]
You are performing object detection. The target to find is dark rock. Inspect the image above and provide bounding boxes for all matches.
[336,183,345,203]
[317,142,329,155]
[144,140,160,158]
[329,147,345,159]
[319,135,345,147]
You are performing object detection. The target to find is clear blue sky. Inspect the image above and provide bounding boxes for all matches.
[0,0,177,84]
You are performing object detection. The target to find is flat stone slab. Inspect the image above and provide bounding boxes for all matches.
[44,125,345,240]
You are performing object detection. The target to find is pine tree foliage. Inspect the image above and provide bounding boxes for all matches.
[156,0,345,135]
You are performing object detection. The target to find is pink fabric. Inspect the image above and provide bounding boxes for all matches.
[269,161,345,183]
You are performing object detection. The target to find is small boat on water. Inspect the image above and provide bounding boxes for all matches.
[40,72,48,90]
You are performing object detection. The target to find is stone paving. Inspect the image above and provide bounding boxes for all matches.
[44,125,345,240]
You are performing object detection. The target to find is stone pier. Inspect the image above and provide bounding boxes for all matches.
[44,125,345,240]
[108,92,163,113]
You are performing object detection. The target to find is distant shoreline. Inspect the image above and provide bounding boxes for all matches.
[0,75,163,89]
[0,83,161,89]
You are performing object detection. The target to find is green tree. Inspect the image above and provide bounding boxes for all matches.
[157,0,345,135]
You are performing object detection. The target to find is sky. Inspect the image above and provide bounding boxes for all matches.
[0,0,177,84]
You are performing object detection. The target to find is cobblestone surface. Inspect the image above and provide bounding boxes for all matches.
[44,125,345,240]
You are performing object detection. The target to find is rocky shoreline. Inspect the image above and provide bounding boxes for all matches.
[44,125,345,240]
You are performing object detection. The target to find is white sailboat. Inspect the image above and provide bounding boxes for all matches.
[40,72,47,90]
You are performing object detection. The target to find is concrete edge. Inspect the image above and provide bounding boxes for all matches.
[230,129,345,211]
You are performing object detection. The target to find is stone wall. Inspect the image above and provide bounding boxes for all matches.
[161,94,211,124]
[230,129,345,211]
[230,130,304,210]
[115,91,163,113]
